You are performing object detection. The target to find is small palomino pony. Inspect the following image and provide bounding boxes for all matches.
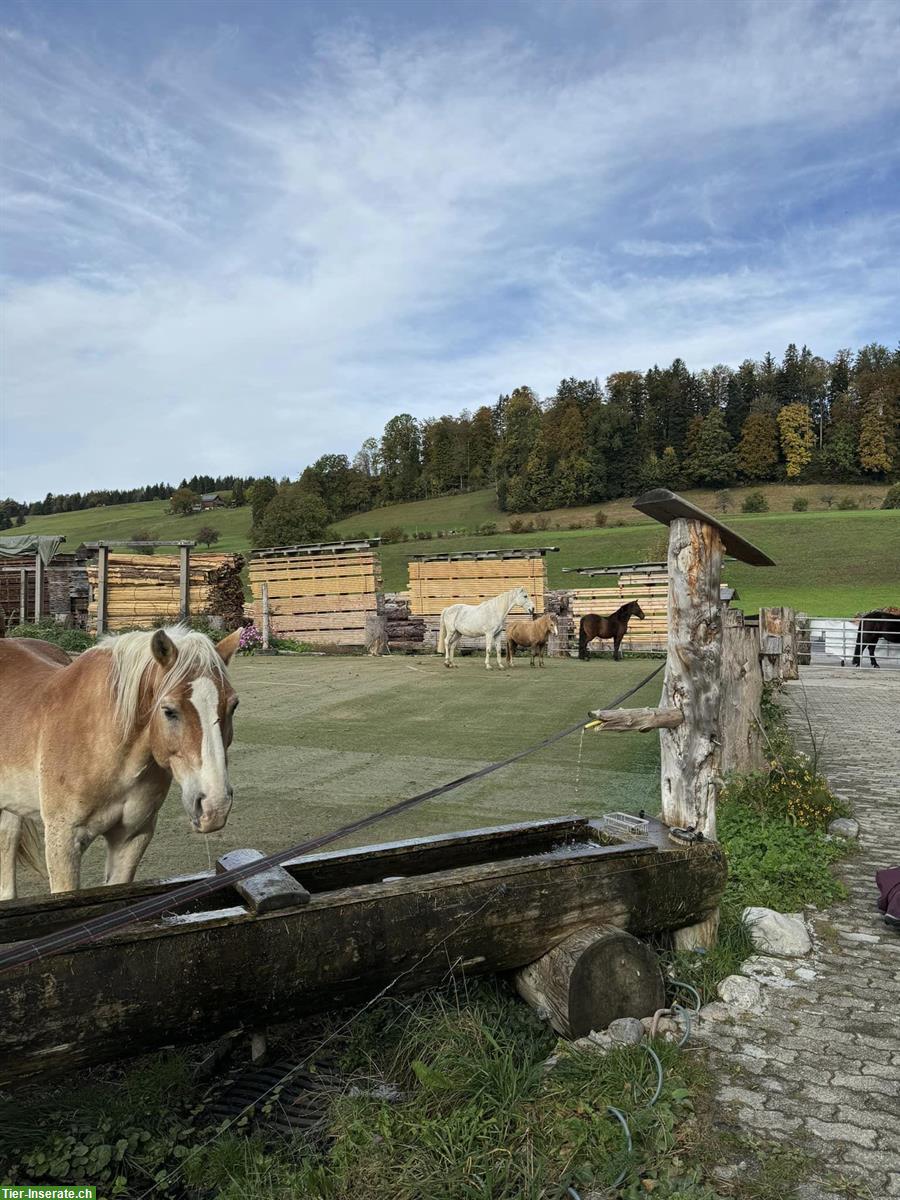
[578,600,645,661]
[438,586,534,669]
[506,614,558,668]
[0,624,241,899]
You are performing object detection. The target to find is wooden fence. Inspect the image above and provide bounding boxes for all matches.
[569,570,669,653]
[248,544,382,648]
[87,553,244,632]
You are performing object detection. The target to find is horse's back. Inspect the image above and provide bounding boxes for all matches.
[0,637,72,669]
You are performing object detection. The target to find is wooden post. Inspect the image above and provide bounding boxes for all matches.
[759,606,795,682]
[33,552,44,621]
[261,581,271,650]
[365,610,389,656]
[19,568,26,627]
[720,609,765,775]
[797,612,810,666]
[179,544,190,622]
[515,924,665,1038]
[660,518,725,839]
[96,545,109,636]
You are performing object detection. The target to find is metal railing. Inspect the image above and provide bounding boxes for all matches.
[797,614,900,670]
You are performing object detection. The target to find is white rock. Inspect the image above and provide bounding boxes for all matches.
[743,907,812,958]
[828,817,859,839]
[717,975,764,1012]
[794,966,817,982]
[740,956,786,985]
[607,1017,645,1045]
[698,1002,730,1022]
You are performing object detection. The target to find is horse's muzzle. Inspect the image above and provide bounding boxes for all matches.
[190,789,233,833]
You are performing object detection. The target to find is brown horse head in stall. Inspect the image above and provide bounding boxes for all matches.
[578,600,645,662]
[0,625,241,899]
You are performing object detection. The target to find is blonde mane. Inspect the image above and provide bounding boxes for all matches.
[99,625,227,732]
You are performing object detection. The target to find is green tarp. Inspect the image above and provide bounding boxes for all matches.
[0,535,64,566]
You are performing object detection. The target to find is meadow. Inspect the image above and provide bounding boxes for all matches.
[12,483,898,617]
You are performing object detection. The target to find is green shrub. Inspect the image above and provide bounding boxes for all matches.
[593,510,608,527]
[741,490,769,513]
[820,491,835,508]
[379,526,408,544]
[508,517,533,534]
[567,520,584,530]
[836,495,858,510]
[791,496,809,512]
[8,620,93,653]
[534,514,551,531]
[881,482,900,509]
[477,522,498,536]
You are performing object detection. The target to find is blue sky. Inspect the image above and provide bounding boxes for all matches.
[1,0,898,500]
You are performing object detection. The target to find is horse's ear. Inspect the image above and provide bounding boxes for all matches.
[216,628,242,665]
[151,629,178,670]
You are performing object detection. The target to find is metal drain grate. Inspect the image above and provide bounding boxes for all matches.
[203,1058,346,1141]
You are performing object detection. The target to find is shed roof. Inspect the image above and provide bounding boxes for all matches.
[632,490,775,567]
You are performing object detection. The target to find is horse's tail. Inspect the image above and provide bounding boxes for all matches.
[578,618,588,661]
[437,612,446,654]
[20,818,47,877]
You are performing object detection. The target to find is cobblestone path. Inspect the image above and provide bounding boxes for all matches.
[697,666,900,1199]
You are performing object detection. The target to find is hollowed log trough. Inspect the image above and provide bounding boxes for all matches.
[0,815,725,1084]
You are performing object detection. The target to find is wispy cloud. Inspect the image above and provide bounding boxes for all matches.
[1,1,899,498]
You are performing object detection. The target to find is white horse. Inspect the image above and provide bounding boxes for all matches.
[437,586,535,670]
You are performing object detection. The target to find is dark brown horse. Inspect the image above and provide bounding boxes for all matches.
[852,608,900,668]
[578,600,645,661]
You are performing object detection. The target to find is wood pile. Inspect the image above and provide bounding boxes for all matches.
[248,545,382,648]
[0,556,47,625]
[569,570,668,654]
[385,593,426,651]
[87,553,245,632]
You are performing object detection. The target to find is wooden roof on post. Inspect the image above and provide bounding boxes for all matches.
[632,490,776,567]
[407,546,560,562]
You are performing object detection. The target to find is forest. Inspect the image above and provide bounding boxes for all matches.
[2,343,897,537]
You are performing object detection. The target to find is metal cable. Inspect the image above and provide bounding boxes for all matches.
[0,662,664,973]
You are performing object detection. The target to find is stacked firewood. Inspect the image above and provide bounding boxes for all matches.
[385,594,426,651]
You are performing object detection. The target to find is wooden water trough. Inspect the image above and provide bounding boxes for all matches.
[0,815,725,1084]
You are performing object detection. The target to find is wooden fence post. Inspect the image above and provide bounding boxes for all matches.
[759,606,796,682]
[261,582,271,650]
[720,609,765,775]
[33,553,44,622]
[179,544,191,623]
[96,545,109,636]
[19,568,27,627]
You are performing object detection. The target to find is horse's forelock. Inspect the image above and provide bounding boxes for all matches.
[102,626,228,732]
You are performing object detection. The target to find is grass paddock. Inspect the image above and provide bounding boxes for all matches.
[63,653,663,892]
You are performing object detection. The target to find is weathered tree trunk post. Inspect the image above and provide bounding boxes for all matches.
[96,545,109,636]
[660,518,725,839]
[179,543,191,623]
[796,612,811,666]
[515,924,665,1038]
[720,609,765,775]
[759,606,796,682]
[365,609,388,656]
[261,581,271,650]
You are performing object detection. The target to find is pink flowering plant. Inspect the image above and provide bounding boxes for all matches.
[238,623,263,655]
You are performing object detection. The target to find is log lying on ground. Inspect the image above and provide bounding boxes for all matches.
[588,706,683,732]
[515,924,665,1037]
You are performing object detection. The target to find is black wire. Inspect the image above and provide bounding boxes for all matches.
[0,662,664,973]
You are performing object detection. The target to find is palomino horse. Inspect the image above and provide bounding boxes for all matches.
[852,608,900,668]
[578,600,645,661]
[505,613,558,668]
[0,624,241,898]
[438,586,534,669]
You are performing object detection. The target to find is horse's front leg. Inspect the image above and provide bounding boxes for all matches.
[42,817,90,894]
[485,633,493,669]
[870,643,879,668]
[0,811,22,901]
[104,815,160,886]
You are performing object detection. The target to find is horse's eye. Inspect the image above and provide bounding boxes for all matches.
[163,707,178,721]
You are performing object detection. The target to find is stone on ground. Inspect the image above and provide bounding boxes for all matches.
[743,907,812,957]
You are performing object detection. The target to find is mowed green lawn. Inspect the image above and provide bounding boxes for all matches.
[14,491,898,616]
[64,655,663,892]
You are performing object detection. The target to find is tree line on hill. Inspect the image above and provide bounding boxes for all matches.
[2,343,897,540]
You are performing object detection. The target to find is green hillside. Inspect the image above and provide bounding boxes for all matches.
[11,485,897,616]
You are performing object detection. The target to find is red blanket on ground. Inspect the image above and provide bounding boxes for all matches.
[876,867,900,921]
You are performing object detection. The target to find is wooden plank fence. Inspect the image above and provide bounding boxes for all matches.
[248,546,382,648]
